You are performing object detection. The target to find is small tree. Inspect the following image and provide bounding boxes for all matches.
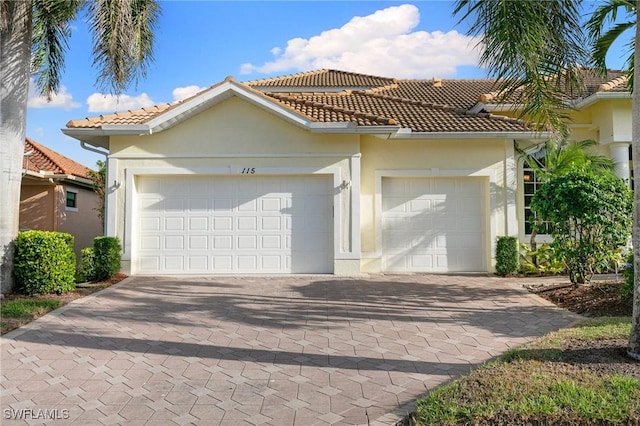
[531,169,632,284]
[86,160,106,229]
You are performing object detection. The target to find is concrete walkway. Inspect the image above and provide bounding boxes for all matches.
[1,275,580,425]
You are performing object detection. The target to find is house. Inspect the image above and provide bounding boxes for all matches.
[62,69,631,275]
[20,138,103,255]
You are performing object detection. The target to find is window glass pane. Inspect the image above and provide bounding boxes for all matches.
[66,191,77,208]
[523,157,551,235]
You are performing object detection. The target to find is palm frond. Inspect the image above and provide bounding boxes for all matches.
[586,0,636,89]
[30,0,81,99]
[454,0,591,138]
[88,0,160,94]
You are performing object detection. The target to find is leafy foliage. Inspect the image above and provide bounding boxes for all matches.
[76,247,96,283]
[495,236,519,276]
[531,170,632,284]
[587,0,636,91]
[454,0,591,137]
[93,236,121,281]
[519,243,565,275]
[13,231,76,295]
[86,160,106,228]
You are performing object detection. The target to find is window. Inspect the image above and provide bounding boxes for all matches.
[65,190,78,210]
[523,161,551,235]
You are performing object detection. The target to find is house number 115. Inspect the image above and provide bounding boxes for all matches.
[241,167,256,174]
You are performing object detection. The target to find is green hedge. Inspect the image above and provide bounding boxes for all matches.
[76,247,96,283]
[14,230,76,295]
[496,236,519,277]
[93,236,121,281]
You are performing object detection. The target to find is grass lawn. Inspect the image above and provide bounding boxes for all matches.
[0,275,126,335]
[409,317,639,426]
[0,299,62,332]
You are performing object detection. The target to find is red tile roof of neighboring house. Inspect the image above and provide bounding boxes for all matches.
[23,138,92,179]
[65,69,630,134]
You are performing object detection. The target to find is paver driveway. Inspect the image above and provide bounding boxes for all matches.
[1,275,580,425]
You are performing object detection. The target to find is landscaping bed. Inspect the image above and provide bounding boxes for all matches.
[406,278,639,426]
[0,273,127,335]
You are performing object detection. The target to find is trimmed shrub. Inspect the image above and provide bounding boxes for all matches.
[496,236,519,276]
[76,247,96,283]
[93,237,121,280]
[14,230,76,295]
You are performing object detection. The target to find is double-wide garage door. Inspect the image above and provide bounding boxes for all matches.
[382,177,487,272]
[136,175,333,274]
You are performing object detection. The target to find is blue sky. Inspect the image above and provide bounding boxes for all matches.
[26,1,631,169]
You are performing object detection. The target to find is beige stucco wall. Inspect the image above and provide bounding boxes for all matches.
[19,183,56,231]
[20,180,102,257]
[107,96,361,274]
[57,184,103,254]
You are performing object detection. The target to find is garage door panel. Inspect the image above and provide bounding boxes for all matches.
[164,235,184,250]
[136,175,333,274]
[382,177,487,272]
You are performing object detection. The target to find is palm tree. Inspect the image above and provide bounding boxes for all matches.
[0,0,160,293]
[454,0,640,360]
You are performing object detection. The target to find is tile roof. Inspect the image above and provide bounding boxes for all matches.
[23,138,92,179]
[268,91,529,132]
[478,69,629,104]
[245,69,397,89]
[66,104,174,129]
[66,68,630,134]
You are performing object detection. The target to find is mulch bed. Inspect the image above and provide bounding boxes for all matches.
[530,279,639,378]
[532,281,632,317]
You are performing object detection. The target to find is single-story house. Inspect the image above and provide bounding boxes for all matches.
[21,138,103,255]
[62,69,631,275]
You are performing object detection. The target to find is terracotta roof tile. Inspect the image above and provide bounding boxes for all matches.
[66,104,173,128]
[23,138,92,178]
[269,91,530,132]
[66,68,627,134]
[373,79,501,110]
[246,69,396,88]
[479,69,630,104]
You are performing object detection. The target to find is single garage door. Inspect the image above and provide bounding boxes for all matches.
[382,177,487,272]
[136,175,333,274]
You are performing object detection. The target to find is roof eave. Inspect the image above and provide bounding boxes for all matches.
[389,130,551,140]
[62,126,150,148]
[308,123,401,134]
[22,170,93,186]
[572,91,631,109]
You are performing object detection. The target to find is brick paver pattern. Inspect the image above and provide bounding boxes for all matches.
[1,275,580,425]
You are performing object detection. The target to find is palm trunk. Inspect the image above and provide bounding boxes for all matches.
[0,2,32,294]
[628,1,640,360]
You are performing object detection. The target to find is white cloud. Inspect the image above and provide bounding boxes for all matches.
[240,4,481,79]
[27,79,80,110]
[86,93,155,112]
[172,85,207,102]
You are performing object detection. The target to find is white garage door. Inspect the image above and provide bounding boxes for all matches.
[382,177,487,272]
[136,175,333,274]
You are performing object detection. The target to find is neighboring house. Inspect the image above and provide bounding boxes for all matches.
[20,138,103,255]
[62,69,631,275]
